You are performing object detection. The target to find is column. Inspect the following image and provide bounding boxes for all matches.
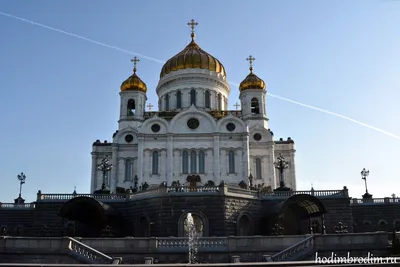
[91,154,97,193]
[138,137,144,188]
[110,145,118,192]
[242,134,250,181]
[213,135,220,184]
[167,135,173,186]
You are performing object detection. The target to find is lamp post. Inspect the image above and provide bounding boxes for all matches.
[17,172,26,198]
[273,155,290,191]
[361,168,372,199]
[15,172,27,204]
[97,156,112,192]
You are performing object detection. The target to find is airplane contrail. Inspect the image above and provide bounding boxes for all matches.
[1,11,399,140]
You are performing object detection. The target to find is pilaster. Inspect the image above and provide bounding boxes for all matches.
[213,135,221,184]
[167,135,173,186]
[110,145,118,192]
[138,137,144,187]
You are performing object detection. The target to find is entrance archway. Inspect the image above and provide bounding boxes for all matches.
[59,196,124,237]
[263,194,327,235]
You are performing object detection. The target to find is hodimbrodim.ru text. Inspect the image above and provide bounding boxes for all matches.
[315,252,398,264]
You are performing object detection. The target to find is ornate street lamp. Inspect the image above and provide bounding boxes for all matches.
[273,155,291,191]
[97,156,112,192]
[361,168,372,199]
[17,172,26,198]
[14,172,27,204]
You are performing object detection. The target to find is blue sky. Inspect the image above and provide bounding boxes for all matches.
[0,0,399,202]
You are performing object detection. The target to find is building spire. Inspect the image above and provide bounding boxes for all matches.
[130,56,140,74]
[187,19,198,40]
[246,55,255,73]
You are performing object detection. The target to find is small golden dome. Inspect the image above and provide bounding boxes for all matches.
[121,57,147,93]
[160,19,226,79]
[239,55,266,92]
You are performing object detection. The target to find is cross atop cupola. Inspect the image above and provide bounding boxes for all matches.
[131,56,140,74]
[187,19,198,40]
[246,55,255,73]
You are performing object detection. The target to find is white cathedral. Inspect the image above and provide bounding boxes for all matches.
[90,20,296,193]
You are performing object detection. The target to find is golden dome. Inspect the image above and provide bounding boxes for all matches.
[239,55,266,92]
[160,40,226,79]
[121,57,147,93]
[160,20,226,78]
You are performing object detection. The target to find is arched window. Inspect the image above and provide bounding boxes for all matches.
[190,89,196,106]
[251,98,260,114]
[125,159,134,181]
[204,91,210,108]
[165,94,170,110]
[152,151,159,174]
[182,150,189,174]
[255,158,262,179]
[176,91,182,109]
[199,150,205,173]
[127,99,135,116]
[228,150,235,173]
[190,150,197,173]
[217,94,222,110]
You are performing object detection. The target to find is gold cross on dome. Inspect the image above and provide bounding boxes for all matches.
[234,102,240,110]
[146,103,153,111]
[246,55,255,73]
[130,56,140,74]
[187,19,198,40]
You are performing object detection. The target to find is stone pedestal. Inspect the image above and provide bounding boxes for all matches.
[262,255,272,262]
[144,257,153,264]
[232,255,240,263]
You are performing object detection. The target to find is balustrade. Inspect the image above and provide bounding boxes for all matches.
[30,185,352,204]
[68,237,117,264]
[352,197,400,204]
[0,203,35,209]
[263,189,345,198]
[166,186,220,193]
[157,237,227,251]
[270,235,315,262]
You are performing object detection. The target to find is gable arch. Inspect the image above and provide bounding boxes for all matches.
[113,127,139,144]
[249,125,273,142]
[139,116,169,135]
[169,107,217,134]
[217,115,248,133]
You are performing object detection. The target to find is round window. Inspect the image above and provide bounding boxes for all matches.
[187,118,200,129]
[253,133,262,141]
[125,134,133,143]
[151,124,161,133]
[226,123,236,132]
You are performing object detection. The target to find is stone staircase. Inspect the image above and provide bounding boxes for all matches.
[268,235,315,262]
[67,237,121,264]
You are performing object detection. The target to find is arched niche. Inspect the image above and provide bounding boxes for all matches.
[236,212,253,236]
[178,211,209,237]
